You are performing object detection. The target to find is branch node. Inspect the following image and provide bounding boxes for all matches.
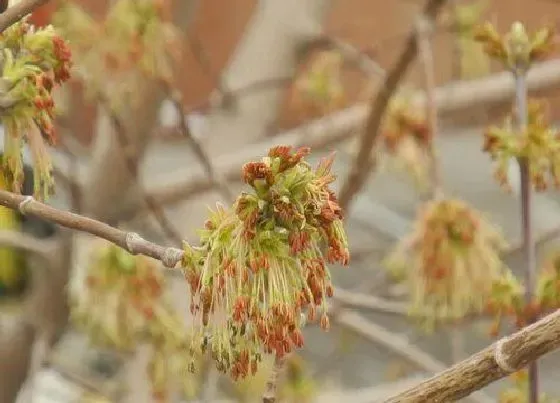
[18,195,34,214]
[162,247,183,268]
[494,337,516,373]
[125,232,144,255]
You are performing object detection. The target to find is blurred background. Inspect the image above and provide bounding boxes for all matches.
[2,0,560,402]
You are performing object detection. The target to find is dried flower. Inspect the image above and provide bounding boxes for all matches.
[384,198,510,328]
[182,146,349,379]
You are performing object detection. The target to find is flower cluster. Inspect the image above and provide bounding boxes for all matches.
[380,95,432,186]
[473,21,555,72]
[71,242,201,401]
[294,51,345,115]
[0,19,72,199]
[384,198,509,328]
[535,250,560,313]
[182,146,349,380]
[53,0,180,111]
[484,249,560,337]
[483,100,560,192]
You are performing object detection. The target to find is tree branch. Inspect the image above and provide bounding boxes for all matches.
[337,0,448,211]
[0,0,50,32]
[0,229,51,256]
[384,308,560,402]
[0,190,184,268]
[96,92,184,245]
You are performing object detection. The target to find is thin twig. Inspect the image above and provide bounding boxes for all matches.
[0,0,50,32]
[385,308,560,402]
[262,355,285,403]
[0,189,184,268]
[336,0,448,211]
[97,93,184,245]
[128,58,560,219]
[514,69,539,403]
[160,80,235,203]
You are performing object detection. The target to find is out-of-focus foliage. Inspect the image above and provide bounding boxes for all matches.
[384,198,510,330]
[71,241,203,401]
[53,0,181,112]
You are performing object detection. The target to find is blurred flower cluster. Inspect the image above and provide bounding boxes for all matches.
[483,100,560,192]
[294,50,345,116]
[0,19,72,199]
[473,21,555,72]
[380,94,432,187]
[71,242,202,401]
[53,0,180,111]
[384,198,509,328]
[486,248,560,336]
[182,146,349,380]
[499,370,558,403]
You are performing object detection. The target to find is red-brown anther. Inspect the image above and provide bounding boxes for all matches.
[268,145,292,160]
[307,305,316,322]
[288,146,311,168]
[33,96,44,109]
[326,283,334,297]
[320,313,330,331]
[242,161,272,186]
[251,359,258,375]
[290,329,304,348]
[53,36,72,62]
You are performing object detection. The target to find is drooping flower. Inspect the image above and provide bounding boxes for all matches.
[182,146,349,380]
[71,241,201,401]
[384,198,510,329]
[0,19,72,199]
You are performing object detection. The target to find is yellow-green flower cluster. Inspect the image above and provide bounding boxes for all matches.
[182,146,349,380]
[0,19,72,199]
[385,198,509,328]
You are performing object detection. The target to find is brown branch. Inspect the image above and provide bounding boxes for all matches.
[0,0,50,32]
[337,0,448,212]
[0,229,51,256]
[126,58,560,219]
[0,189,184,268]
[385,308,560,402]
[262,355,285,403]
[97,93,184,245]
[160,79,235,203]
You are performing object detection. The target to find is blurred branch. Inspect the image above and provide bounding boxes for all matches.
[160,80,235,203]
[385,308,560,402]
[135,57,560,218]
[302,35,387,77]
[262,356,285,403]
[0,189,184,268]
[0,230,51,256]
[332,309,493,403]
[337,0,449,211]
[97,92,184,245]
[0,0,49,32]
